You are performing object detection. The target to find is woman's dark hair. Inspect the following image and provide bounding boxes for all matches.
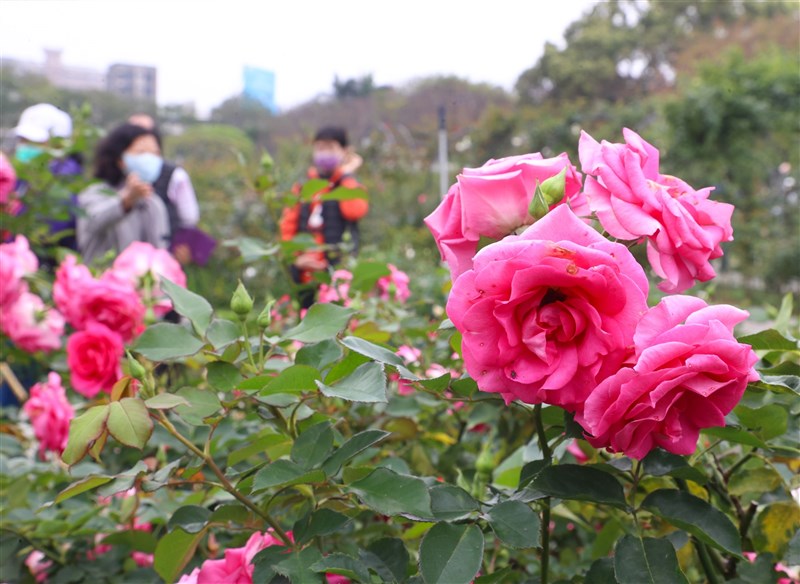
[93,123,155,186]
[313,126,348,148]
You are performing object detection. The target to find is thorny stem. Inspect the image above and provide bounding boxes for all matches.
[157,411,294,548]
[534,404,552,584]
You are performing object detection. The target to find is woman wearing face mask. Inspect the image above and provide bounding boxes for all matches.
[279,126,369,308]
[76,123,170,264]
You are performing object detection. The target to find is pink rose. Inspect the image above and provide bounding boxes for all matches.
[24,550,51,583]
[579,128,734,293]
[424,152,586,279]
[0,152,17,205]
[111,241,187,315]
[197,530,290,584]
[66,322,124,398]
[1,292,65,353]
[396,345,421,365]
[53,254,95,326]
[0,235,38,308]
[446,205,649,412]
[377,264,411,303]
[177,568,200,584]
[23,373,74,459]
[578,295,759,459]
[318,269,353,305]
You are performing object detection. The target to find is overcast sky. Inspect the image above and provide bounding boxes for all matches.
[1,0,599,117]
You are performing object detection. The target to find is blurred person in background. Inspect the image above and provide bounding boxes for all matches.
[76,123,170,264]
[128,113,213,266]
[280,125,368,308]
[7,103,82,262]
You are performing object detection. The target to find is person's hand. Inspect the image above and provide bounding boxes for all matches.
[173,243,192,265]
[295,252,328,272]
[121,173,153,211]
[340,150,363,174]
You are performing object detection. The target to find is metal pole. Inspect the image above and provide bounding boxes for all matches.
[438,105,449,199]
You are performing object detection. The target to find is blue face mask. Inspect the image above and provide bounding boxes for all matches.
[123,152,163,184]
[15,144,45,163]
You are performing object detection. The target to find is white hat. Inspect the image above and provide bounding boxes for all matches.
[14,103,73,143]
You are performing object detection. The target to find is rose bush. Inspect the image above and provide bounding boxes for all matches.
[0,126,797,584]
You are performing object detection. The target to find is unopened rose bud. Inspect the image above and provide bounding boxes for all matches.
[231,281,253,319]
[126,351,147,381]
[529,182,550,220]
[257,298,276,330]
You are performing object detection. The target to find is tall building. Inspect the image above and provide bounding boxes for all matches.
[2,50,157,102]
[106,64,157,102]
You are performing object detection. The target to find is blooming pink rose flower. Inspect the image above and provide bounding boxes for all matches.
[447,205,649,412]
[66,322,124,398]
[318,269,353,305]
[0,152,17,206]
[377,264,411,303]
[197,530,290,584]
[0,235,38,308]
[24,550,51,583]
[23,372,74,458]
[53,254,95,326]
[579,128,734,293]
[177,568,201,584]
[2,292,65,353]
[397,345,422,365]
[424,152,586,279]
[111,241,187,315]
[578,295,759,459]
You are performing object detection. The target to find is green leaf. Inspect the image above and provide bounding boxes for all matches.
[529,464,627,508]
[734,404,788,440]
[253,459,326,491]
[53,475,113,504]
[296,339,344,369]
[487,500,540,549]
[291,422,334,469]
[174,387,222,425]
[261,365,321,395]
[340,336,404,366]
[738,329,798,351]
[207,361,243,391]
[348,467,432,519]
[299,179,330,201]
[96,461,149,498]
[585,558,618,584]
[349,261,391,292]
[751,500,800,559]
[642,489,742,554]
[322,429,391,475]
[311,553,372,583]
[167,505,211,534]
[228,236,281,262]
[206,318,241,349]
[729,467,784,498]
[318,362,387,403]
[283,303,356,343]
[101,529,158,553]
[360,538,409,583]
[701,425,768,448]
[253,545,293,584]
[154,527,207,584]
[160,277,213,336]
[144,393,191,410]
[274,547,325,584]
[753,375,800,396]
[106,398,153,449]
[321,185,369,202]
[208,504,252,525]
[133,322,205,361]
[295,508,351,544]
[429,485,480,521]
[614,535,688,584]
[61,405,110,466]
[419,522,484,584]
[641,449,707,484]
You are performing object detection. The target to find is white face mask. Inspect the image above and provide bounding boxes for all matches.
[123,152,163,184]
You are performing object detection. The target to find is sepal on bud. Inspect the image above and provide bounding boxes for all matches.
[231,280,254,319]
